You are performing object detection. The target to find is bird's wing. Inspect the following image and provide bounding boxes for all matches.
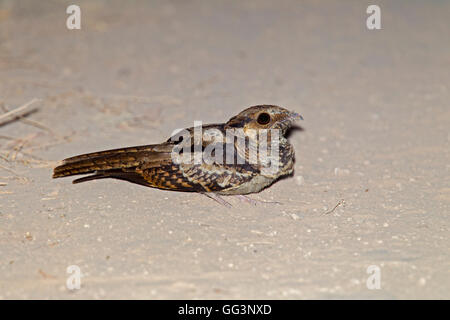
[53,125,261,193]
[177,161,259,193]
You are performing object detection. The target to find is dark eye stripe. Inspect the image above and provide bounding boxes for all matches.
[257,112,271,125]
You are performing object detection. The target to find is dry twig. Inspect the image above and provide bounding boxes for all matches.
[0,98,41,125]
[323,199,346,215]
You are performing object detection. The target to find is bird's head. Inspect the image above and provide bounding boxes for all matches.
[225,105,303,137]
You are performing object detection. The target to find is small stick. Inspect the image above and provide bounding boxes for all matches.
[0,153,10,162]
[1,102,56,135]
[0,98,41,124]
[22,136,70,152]
[38,269,56,279]
[0,164,21,176]
[0,135,16,140]
[17,117,55,135]
[11,133,38,161]
[323,199,345,215]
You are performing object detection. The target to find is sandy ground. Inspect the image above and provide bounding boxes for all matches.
[0,0,449,299]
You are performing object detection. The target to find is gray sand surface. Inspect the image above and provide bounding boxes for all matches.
[0,0,449,299]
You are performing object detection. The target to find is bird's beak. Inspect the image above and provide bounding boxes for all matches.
[290,111,304,121]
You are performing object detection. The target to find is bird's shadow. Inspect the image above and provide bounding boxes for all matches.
[285,124,304,140]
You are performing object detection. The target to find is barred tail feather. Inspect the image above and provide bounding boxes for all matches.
[52,144,172,179]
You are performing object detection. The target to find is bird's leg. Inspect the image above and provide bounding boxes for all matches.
[234,195,282,206]
[235,195,258,206]
[203,193,232,208]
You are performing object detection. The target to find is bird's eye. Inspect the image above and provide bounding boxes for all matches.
[257,112,271,125]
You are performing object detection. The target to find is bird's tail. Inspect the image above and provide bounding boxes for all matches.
[52,144,172,180]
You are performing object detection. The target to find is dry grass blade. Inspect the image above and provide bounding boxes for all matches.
[0,135,16,140]
[0,163,21,176]
[323,199,346,215]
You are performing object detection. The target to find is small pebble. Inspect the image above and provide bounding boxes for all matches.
[334,168,350,176]
[290,213,300,220]
[295,176,304,186]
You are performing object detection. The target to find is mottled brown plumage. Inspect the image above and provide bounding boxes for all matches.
[53,105,303,206]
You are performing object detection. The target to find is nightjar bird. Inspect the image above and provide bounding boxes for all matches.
[53,105,303,207]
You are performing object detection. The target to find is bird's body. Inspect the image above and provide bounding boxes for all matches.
[53,105,302,205]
